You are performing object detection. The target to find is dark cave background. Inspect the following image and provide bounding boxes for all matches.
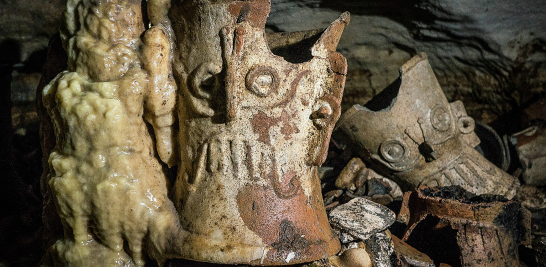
[1,0,545,266]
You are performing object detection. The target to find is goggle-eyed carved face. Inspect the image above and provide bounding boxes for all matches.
[169,11,349,265]
[221,14,348,167]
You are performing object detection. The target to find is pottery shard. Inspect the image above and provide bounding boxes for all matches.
[510,124,546,186]
[517,184,546,211]
[391,235,434,267]
[329,197,396,241]
[399,186,531,267]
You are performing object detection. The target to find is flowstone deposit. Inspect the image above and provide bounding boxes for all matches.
[39,0,182,265]
[39,0,349,266]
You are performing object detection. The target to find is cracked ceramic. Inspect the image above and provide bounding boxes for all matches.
[335,53,519,199]
[510,123,546,186]
[170,1,349,264]
[398,186,531,266]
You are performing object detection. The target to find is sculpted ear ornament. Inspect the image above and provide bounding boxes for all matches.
[245,65,279,97]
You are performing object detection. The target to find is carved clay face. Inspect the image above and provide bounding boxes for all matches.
[336,54,519,198]
[168,1,349,264]
[169,0,271,121]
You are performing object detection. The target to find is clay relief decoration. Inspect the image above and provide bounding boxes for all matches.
[38,0,349,265]
[335,53,520,199]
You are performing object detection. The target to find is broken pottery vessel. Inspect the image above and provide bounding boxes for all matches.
[39,0,349,265]
[398,186,531,267]
[170,1,349,263]
[509,123,546,186]
[335,53,519,199]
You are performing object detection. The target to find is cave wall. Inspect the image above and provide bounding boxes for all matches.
[2,0,546,123]
[268,0,546,123]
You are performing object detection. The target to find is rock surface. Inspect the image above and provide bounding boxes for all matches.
[3,0,546,120]
[268,0,546,121]
[329,197,396,242]
[362,231,396,267]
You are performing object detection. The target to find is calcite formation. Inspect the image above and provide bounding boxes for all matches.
[39,0,349,266]
[40,0,179,265]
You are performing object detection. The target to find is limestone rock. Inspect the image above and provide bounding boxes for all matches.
[329,197,396,242]
[362,231,396,267]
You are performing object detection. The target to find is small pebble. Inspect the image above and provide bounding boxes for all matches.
[324,189,344,199]
[325,201,340,212]
[336,158,366,190]
[337,248,372,267]
[367,178,390,196]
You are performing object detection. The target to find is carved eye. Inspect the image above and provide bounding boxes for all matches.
[458,116,475,134]
[245,66,279,97]
[431,107,451,132]
[380,140,407,163]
